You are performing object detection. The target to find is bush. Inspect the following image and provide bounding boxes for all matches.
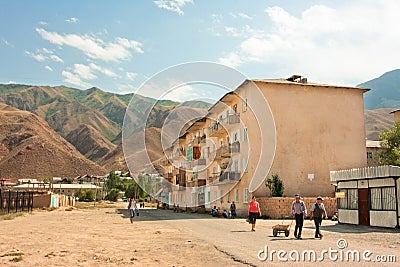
[75,188,95,201]
[265,174,284,197]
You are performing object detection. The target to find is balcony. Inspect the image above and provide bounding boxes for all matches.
[218,172,241,183]
[231,141,240,153]
[227,113,240,124]
[215,145,231,160]
[196,158,206,166]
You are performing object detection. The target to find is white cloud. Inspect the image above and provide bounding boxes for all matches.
[73,64,97,80]
[50,54,63,63]
[229,12,252,20]
[126,72,138,81]
[224,25,263,38]
[88,63,119,78]
[219,0,400,85]
[62,70,92,88]
[7,81,15,84]
[218,51,243,68]
[39,21,47,25]
[2,39,14,48]
[25,51,46,62]
[45,65,53,72]
[36,28,143,62]
[66,17,79,23]
[25,48,64,63]
[154,0,193,15]
[62,62,119,88]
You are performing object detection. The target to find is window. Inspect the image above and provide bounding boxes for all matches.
[337,189,358,209]
[227,191,231,203]
[220,190,224,201]
[234,189,239,202]
[207,191,211,203]
[243,98,248,112]
[243,128,248,141]
[243,188,249,203]
[233,104,238,114]
[371,187,396,211]
[234,160,239,173]
[367,152,373,159]
[243,157,248,173]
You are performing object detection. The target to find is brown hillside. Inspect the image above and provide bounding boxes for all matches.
[66,124,116,162]
[364,108,394,140]
[0,103,106,181]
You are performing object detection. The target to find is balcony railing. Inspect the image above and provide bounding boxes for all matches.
[218,172,241,183]
[231,141,240,153]
[227,113,240,124]
[216,145,231,159]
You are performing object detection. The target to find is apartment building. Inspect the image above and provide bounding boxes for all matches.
[155,76,368,215]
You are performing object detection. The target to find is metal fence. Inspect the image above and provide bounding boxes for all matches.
[0,189,33,215]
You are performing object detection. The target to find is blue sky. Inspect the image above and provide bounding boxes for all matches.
[1,0,399,101]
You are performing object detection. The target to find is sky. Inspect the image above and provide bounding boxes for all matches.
[1,0,399,102]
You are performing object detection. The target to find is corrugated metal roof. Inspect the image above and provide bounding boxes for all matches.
[330,165,400,182]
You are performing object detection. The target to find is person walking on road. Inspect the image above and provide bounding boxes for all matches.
[230,201,237,219]
[128,197,137,223]
[248,196,261,232]
[291,194,307,239]
[309,196,327,239]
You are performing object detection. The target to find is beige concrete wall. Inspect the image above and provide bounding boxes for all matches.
[208,197,336,218]
[370,211,397,228]
[252,82,367,197]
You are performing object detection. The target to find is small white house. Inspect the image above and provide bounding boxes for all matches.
[330,165,400,228]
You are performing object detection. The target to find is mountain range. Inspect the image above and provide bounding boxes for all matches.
[0,84,208,181]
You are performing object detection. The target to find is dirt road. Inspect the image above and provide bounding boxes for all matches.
[1,203,399,266]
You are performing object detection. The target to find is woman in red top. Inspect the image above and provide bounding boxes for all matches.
[248,196,261,231]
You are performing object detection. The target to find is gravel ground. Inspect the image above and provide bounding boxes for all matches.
[1,202,399,266]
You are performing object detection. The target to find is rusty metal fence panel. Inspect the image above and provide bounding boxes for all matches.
[0,189,33,215]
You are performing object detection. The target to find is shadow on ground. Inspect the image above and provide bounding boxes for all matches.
[115,208,215,221]
[303,223,400,234]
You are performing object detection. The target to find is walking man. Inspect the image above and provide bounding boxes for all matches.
[309,196,327,239]
[291,194,307,239]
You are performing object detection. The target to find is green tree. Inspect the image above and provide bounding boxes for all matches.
[42,177,51,184]
[265,173,284,197]
[105,188,120,202]
[379,121,400,165]
[105,171,124,191]
[75,188,95,201]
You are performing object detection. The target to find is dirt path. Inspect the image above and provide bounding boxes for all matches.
[1,203,399,266]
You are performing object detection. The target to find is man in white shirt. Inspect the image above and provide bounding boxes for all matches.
[291,194,307,239]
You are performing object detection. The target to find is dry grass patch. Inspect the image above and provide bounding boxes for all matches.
[1,252,24,262]
[0,212,25,221]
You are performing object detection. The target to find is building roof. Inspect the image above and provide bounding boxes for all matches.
[366,140,381,148]
[13,184,101,190]
[330,165,400,182]
[248,78,370,92]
